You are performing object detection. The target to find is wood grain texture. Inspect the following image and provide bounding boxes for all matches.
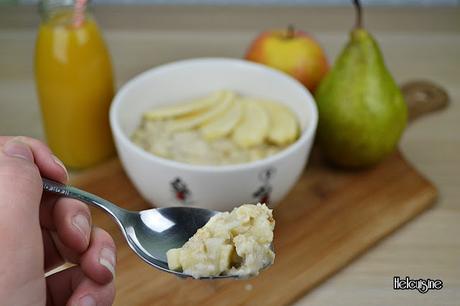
[72,149,436,306]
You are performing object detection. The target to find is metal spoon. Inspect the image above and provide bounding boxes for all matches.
[42,178,238,279]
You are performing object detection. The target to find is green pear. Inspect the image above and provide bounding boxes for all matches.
[315,0,407,168]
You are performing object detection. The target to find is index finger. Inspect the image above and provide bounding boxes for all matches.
[0,136,68,183]
[0,137,70,230]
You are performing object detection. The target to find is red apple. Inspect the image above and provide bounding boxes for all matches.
[245,25,329,93]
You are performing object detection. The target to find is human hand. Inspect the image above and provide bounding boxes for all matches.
[0,137,116,306]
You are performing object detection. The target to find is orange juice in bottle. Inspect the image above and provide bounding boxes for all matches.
[35,0,115,169]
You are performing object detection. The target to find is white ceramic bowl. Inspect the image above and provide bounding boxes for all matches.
[110,58,317,211]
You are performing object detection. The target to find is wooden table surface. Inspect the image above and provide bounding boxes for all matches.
[1,5,459,306]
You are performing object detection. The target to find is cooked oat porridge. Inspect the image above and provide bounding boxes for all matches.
[131,90,300,166]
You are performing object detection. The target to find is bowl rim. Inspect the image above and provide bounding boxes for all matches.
[110,57,318,173]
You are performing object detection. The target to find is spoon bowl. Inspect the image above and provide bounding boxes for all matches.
[122,206,219,278]
[42,178,250,279]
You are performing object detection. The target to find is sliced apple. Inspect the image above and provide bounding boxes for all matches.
[262,100,299,145]
[167,91,234,132]
[166,248,181,271]
[143,90,223,120]
[232,99,269,148]
[200,99,242,140]
[219,244,234,271]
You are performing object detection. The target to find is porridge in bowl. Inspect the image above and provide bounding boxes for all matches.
[131,90,300,165]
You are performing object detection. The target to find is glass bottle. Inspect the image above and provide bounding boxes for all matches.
[35,0,115,169]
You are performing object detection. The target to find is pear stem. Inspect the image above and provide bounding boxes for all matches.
[352,0,363,29]
[286,24,295,39]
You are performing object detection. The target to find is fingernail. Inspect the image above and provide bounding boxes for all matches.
[72,214,90,243]
[78,295,96,306]
[52,154,69,182]
[2,138,34,162]
[99,247,116,278]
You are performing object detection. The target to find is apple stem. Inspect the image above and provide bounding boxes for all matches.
[353,0,363,29]
[286,24,295,39]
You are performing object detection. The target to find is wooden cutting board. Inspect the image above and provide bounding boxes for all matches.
[72,81,447,306]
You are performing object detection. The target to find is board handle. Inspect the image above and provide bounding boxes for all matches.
[401,80,449,122]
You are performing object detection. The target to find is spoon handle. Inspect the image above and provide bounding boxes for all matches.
[42,178,128,221]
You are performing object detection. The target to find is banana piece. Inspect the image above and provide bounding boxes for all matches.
[143,90,223,120]
[200,99,242,140]
[262,101,299,146]
[167,91,234,132]
[232,99,269,148]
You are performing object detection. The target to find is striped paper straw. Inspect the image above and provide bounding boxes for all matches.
[73,0,87,27]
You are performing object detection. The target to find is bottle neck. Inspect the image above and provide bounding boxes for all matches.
[39,0,90,27]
